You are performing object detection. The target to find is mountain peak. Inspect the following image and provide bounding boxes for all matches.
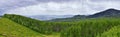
[88,8,120,18]
[105,8,119,11]
[102,8,120,14]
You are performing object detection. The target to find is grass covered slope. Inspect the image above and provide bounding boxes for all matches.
[97,25,120,37]
[0,18,44,37]
[2,14,74,35]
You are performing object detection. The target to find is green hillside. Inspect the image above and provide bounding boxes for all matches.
[2,14,120,37]
[0,18,44,37]
[2,14,75,35]
[97,25,120,37]
[61,18,120,37]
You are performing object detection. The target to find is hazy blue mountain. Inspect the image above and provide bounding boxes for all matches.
[50,8,120,22]
[88,8,120,18]
[29,15,73,20]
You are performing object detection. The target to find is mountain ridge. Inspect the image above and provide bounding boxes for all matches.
[29,15,73,20]
[88,8,120,18]
[50,8,120,22]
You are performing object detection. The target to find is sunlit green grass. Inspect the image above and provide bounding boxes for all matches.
[97,25,120,37]
[43,33,60,37]
[0,18,44,37]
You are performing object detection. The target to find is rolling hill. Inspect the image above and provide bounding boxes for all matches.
[2,14,120,37]
[0,18,44,37]
[2,14,73,35]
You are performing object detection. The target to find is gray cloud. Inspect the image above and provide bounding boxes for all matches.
[37,0,81,2]
[0,0,38,10]
[1,0,120,15]
[0,0,79,10]
[0,0,40,15]
[0,0,81,15]
[37,0,69,2]
[90,0,120,2]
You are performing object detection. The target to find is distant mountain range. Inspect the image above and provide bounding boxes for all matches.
[29,15,73,20]
[1,8,120,21]
[88,9,120,18]
[50,8,120,22]
[0,15,2,18]
[1,9,120,37]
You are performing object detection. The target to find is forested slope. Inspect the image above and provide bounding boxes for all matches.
[2,14,120,37]
[3,14,78,35]
[0,18,44,37]
[61,18,120,37]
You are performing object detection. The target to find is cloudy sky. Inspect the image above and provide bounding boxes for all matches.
[0,0,120,16]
